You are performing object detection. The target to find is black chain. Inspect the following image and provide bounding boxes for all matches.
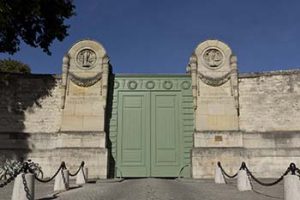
[0,176,14,187]
[22,173,32,200]
[218,161,299,187]
[69,161,85,177]
[34,162,65,183]
[0,164,24,188]
[217,162,239,179]
[244,163,292,186]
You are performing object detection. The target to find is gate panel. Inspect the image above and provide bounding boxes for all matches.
[117,92,150,177]
[151,92,181,177]
[109,75,194,178]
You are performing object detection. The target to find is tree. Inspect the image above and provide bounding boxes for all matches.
[0,59,31,73]
[0,0,75,55]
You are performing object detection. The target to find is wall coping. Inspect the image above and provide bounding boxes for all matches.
[1,68,300,79]
[239,69,300,78]
[0,72,61,79]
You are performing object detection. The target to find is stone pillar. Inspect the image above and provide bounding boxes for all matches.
[237,170,252,191]
[54,169,69,192]
[284,175,300,200]
[76,167,88,185]
[214,165,225,184]
[189,40,243,178]
[58,40,110,178]
[12,173,35,200]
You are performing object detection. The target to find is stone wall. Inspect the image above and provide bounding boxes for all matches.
[192,131,300,178]
[0,73,107,178]
[239,70,300,132]
[192,69,300,178]
[0,73,61,133]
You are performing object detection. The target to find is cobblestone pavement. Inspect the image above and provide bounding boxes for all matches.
[0,178,284,200]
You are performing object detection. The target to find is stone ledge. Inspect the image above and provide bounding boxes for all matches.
[0,72,61,79]
[239,69,300,78]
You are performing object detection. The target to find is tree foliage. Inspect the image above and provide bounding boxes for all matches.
[0,0,75,55]
[0,59,31,73]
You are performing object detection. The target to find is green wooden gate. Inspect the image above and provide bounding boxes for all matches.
[109,75,194,177]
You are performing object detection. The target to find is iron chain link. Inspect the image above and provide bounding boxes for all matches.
[22,173,32,200]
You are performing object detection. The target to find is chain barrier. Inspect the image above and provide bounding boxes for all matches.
[0,162,24,188]
[217,161,239,179]
[21,173,32,200]
[69,161,85,177]
[244,163,292,186]
[218,161,300,187]
[33,161,66,183]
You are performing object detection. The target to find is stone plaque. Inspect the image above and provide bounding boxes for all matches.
[215,135,223,142]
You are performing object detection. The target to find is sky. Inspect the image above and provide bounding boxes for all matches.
[1,0,300,74]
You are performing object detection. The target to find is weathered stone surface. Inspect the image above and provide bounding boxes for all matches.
[0,74,61,133]
[188,40,239,131]
[239,70,300,132]
[60,40,109,132]
[194,131,243,147]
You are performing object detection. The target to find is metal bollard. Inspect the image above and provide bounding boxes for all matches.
[54,169,69,192]
[76,167,88,185]
[284,175,300,200]
[214,165,225,184]
[11,173,34,200]
[237,169,252,191]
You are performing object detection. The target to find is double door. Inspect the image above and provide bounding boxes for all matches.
[117,91,181,177]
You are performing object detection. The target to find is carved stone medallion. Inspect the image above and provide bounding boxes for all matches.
[76,49,97,69]
[203,48,223,68]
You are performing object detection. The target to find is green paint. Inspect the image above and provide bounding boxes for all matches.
[109,75,193,177]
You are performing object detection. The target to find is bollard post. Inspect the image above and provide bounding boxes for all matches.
[237,169,252,191]
[76,167,88,185]
[214,164,225,184]
[284,175,300,200]
[54,169,69,192]
[11,173,35,200]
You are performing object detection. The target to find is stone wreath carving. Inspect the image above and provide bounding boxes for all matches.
[198,70,233,87]
[146,81,155,89]
[203,48,223,68]
[128,80,138,89]
[181,81,191,90]
[162,80,173,89]
[114,81,120,89]
[69,72,103,87]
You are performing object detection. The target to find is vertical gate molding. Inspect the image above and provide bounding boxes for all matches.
[59,39,110,178]
[187,40,239,131]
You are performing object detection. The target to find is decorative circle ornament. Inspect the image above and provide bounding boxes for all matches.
[127,81,138,89]
[181,81,191,90]
[114,81,120,89]
[146,81,155,89]
[203,48,224,68]
[163,80,173,90]
[76,49,97,69]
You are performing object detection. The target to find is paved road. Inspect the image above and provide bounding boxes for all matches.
[57,178,283,200]
[0,178,284,200]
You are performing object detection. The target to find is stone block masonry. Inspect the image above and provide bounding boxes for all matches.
[239,70,300,132]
